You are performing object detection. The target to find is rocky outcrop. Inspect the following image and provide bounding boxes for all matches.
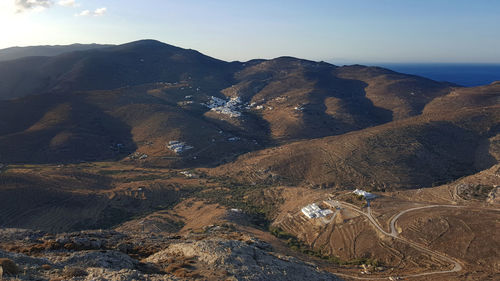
[0,228,341,280]
[53,250,139,270]
[80,268,177,281]
[146,238,342,281]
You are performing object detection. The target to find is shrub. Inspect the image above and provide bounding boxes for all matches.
[165,264,181,273]
[63,266,87,278]
[0,258,19,275]
[41,264,52,270]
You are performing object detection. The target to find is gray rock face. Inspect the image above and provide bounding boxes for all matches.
[71,268,176,281]
[146,239,341,281]
[0,229,341,281]
[0,249,50,266]
[52,250,138,270]
[0,248,171,281]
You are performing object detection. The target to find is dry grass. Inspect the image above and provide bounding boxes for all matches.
[62,266,87,278]
[163,256,198,278]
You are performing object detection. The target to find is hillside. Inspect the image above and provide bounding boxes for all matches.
[0,40,239,100]
[0,41,466,165]
[0,40,499,281]
[212,82,500,190]
[336,65,454,119]
[0,83,263,166]
[215,58,455,141]
[0,44,114,62]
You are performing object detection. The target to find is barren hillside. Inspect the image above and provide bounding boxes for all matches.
[0,40,499,281]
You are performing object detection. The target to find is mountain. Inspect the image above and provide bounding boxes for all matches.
[0,40,467,166]
[212,82,500,190]
[221,59,453,142]
[0,43,113,62]
[0,40,239,100]
[0,84,269,166]
[1,40,499,281]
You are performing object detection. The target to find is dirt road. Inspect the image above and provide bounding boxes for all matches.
[333,203,466,280]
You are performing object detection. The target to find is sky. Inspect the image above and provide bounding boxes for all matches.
[1,0,499,63]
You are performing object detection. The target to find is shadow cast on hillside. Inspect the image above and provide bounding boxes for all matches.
[293,70,393,140]
[351,121,498,190]
[0,92,137,164]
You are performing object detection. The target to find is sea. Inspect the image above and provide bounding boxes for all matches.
[376,63,500,87]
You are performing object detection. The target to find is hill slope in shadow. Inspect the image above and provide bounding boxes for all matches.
[212,83,500,190]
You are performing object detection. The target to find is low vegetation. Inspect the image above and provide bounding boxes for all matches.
[457,184,495,200]
[0,40,498,280]
[269,227,380,267]
[192,180,275,228]
[0,258,19,275]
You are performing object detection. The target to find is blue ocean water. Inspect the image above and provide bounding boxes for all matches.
[377,63,500,87]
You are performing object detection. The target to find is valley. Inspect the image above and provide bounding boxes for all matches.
[0,40,498,280]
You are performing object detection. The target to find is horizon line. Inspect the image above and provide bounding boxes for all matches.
[1,40,500,65]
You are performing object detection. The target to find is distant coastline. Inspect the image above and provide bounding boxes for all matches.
[376,63,500,87]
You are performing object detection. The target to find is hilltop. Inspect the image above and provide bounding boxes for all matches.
[0,40,238,100]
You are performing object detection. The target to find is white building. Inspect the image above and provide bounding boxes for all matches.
[167,141,194,154]
[204,96,244,118]
[320,209,333,216]
[301,203,333,219]
[353,189,376,200]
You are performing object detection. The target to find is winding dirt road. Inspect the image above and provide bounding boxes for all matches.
[388,205,463,237]
[333,203,468,280]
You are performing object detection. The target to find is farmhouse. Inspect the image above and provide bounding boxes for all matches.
[353,189,376,199]
[301,203,333,219]
[167,141,194,154]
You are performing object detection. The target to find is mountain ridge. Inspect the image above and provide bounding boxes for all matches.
[0,39,499,281]
[0,43,114,62]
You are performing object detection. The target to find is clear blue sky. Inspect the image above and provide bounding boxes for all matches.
[1,0,499,63]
